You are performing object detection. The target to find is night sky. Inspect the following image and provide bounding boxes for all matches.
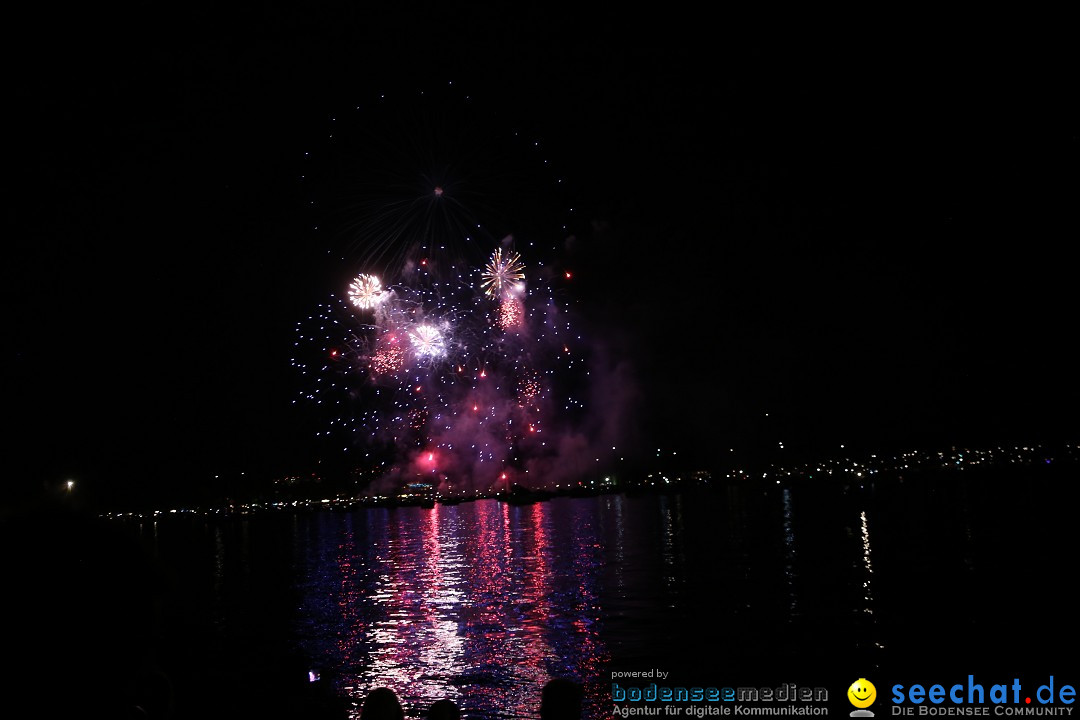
[9,9,1077,506]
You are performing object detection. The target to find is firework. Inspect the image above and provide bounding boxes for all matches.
[293,246,582,486]
[408,323,447,358]
[497,296,524,330]
[292,87,596,492]
[348,274,384,310]
[370,336,405,375]
[517,374,542,406]
[302,85,570,279]
[480,248,525,299]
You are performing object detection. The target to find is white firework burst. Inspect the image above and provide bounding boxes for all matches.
[409,323,447,358]
[348,274,385,310]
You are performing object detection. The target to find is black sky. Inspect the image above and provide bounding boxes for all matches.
[8,9,1078,506]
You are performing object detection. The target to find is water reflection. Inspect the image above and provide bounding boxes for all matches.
[121,471,1075,718]
[855,507,883,661]
[295,499,610,719]
[781,488,798,618]
[658,495,686,597]
[859,509,874,613]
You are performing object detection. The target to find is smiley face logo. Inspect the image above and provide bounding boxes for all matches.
[848,679,877,709]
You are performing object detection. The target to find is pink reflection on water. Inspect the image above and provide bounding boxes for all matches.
[299,499,608,719]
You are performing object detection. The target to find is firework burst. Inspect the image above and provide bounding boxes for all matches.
[480,248,525,299]
[497,295,524,330]
[348,274,384,310]
[370,335,405,375]
[408,323,447,358]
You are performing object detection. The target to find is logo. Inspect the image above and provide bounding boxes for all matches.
[890,675,1076,715]
[849,679,877,717]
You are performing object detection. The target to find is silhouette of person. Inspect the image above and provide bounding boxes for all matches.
[361,686,405,720]
[540,678,584,719]
[428,698,461,720]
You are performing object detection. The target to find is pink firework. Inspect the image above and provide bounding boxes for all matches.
[517,375,542,406]
[370,337,405,375]
[497,296,524,329]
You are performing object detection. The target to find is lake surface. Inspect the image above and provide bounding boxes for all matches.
[113,464,1077,718]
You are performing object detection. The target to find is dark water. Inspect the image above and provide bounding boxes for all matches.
[20,464,1075,718]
